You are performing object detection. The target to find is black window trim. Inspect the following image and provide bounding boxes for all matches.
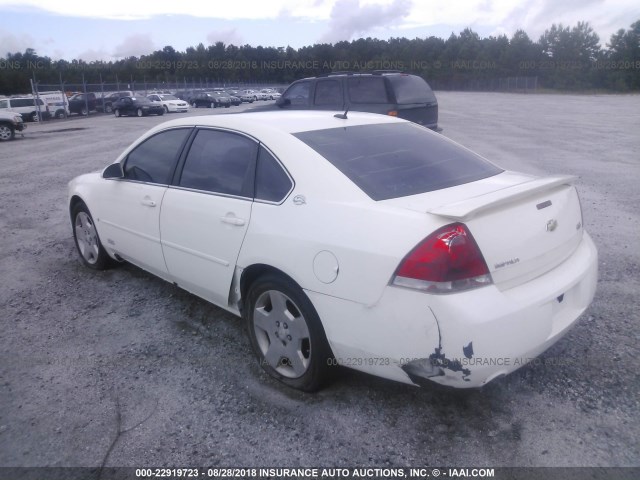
[253,143,295,206]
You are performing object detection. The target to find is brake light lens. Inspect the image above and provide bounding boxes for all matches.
[387,110,398,117]
[392,223,492,294]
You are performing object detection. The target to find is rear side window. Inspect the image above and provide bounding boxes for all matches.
[0,100,8,108]
[179,129,258,197]
[255,146,293,203]
[12,99,33,107]
[347,77,389,104]
[124,128,191,184]
[294,123,502,201]
[314,80,343,106]
[387,75,437,104]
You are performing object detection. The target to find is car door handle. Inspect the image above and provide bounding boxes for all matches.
[141,198,156,207]
[220,216,245,226]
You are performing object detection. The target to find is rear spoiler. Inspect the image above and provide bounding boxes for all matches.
[429,175,577,221]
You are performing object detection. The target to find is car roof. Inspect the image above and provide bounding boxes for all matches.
[147,111,405,137]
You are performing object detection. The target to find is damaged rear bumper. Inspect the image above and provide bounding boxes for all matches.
[306,232,598,388]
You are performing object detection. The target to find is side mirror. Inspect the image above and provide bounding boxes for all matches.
[276,97,290,108]
[103,163,124,179]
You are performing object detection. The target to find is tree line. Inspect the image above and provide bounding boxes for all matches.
[1,20,638,94]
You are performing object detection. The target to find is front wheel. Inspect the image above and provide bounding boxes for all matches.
[81,107,88,116]
[164,105,169,114]
[0,124,15,141]
[192,102,197,108]
[105,104,113,114]
[137,108,144,117]
[210,102,215,108]
[245,275,333,392]
[114,109,121,117]
[72,203,111,270]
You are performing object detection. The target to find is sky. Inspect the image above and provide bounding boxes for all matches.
[0,0,639,61]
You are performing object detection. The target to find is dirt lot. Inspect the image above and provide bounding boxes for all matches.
[0,94,639,472]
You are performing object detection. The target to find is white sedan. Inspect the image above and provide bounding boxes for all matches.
[147,94,189,113]
[68,111,598,391]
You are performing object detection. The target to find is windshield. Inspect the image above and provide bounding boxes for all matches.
[294,122,502,201]
[134,97,152,104]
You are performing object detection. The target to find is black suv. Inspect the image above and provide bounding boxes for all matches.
[68,93,97,115]
[276,71,439,130]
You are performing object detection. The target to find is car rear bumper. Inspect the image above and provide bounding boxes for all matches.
[306,232,598,388]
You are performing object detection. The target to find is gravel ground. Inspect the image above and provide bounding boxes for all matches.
[0,94,638,471]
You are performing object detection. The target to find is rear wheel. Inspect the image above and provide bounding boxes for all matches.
[114,109,121,117]
[192,102,197,108]
[245,274,333,392]
[164,105,169,114]
[137,108,143,117]
[105,104,113,113]
[0,124,15,141]
[210,102,215,108]
[71,202,111,270]
[80,106,88,116]
[30,112,40,122]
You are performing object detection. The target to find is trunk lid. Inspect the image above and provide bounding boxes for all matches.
[383,172,584,290]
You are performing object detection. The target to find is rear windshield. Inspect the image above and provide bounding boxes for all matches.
[294,123,502,201]
[387,75,437,104]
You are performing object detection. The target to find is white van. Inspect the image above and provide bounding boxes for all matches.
[0,96,50,122]
[38,91,69,119]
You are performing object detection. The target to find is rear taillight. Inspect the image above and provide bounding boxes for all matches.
[392,223,492,294]
[387,110,398,117]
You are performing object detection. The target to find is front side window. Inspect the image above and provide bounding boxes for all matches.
[123,128,191,184]
[255,146,293,203]
[283,81,311,106]
[179,129,258,198]
[0,100,8,108]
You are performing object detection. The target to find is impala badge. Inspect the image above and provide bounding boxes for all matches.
[546,219,558,232]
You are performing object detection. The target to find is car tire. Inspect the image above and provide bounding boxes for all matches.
[158,110,164,116]
[164,105,169,114]
[137,108,144,117]
[0,124,15,141]
[31,112,40,122]
[245,274,333,392]
[210,102,215,109]
[81,107,88,116]
[192,102,197,108]
[55,109,66,119]
[114,109,121,117]
[105,104,113,114]
[71,202,112,270]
